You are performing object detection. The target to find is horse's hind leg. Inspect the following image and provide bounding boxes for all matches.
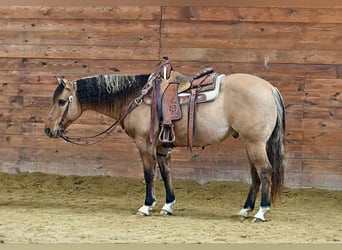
[238,159,261,218]
[241,142,272,222]
[156,146,176,215]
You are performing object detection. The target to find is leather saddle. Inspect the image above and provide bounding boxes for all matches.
[147,57,219,150]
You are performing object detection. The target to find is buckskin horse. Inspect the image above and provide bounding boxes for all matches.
[45,59,285,222]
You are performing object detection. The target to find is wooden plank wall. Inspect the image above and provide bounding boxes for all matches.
[0,6,341,189]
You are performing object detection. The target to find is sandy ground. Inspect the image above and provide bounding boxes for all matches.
[0,172,341,243]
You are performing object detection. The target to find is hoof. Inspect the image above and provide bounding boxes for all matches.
[137,203,156,216]
[238,208,251,218]
[252,218,265,223]
[160,200,176,215]
[160,209,172,215]
[253,206,270,222]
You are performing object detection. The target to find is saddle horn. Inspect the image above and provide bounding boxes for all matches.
[158,56,173,80]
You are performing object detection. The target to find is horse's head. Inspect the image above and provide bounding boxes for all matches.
[45,77,82,138]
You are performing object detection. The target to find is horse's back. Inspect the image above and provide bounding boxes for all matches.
[223,73,274,92]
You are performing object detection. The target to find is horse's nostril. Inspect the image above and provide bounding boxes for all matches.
[45,127,51,136]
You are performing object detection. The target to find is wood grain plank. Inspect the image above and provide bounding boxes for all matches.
[304,78,342,92]
[19,84,56,97]
[304,91,342,107]
[156,61,337,79]
[161,47,342,64]
[304,130,342,145]
[0,45,159,60]
[285,172,341,189]
[0,59,337,80]
[0,30,159,48]
[0,6,161,20]
[0,19,160,34]
[304,106,342,119]
[302,145,342,160]
[20,146,141,164]
[303,159,342,174]
[0,159,144,178]
[0,147,20,161]
[163,7,342,24]
[303,118,342,131]
[0,134,138,151]
[0,60,160,84]
[162,21,342,51]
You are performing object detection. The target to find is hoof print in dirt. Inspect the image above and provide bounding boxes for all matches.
[136,211,149,216]
[239,216,248,222]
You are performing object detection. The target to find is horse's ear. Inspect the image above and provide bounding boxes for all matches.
[55,76,65,86]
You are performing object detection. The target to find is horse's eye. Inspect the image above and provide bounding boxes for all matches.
[58,99,67,106]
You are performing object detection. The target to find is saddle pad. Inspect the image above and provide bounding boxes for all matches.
[178,74,225,104]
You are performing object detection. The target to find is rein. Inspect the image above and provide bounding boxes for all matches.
[59,74,156,146]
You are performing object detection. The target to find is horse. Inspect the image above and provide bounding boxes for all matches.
[45,61,285,222]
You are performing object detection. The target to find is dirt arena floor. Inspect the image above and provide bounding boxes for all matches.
[0,172,341,243]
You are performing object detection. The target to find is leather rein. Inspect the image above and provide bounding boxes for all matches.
[59,74,156,146]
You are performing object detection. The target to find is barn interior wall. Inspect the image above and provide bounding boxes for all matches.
[0,5,341,189]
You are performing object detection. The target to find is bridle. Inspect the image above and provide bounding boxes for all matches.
[58,74,157,146]
[58,94,121,146]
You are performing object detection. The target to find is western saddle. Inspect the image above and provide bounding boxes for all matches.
[146,57,220,151]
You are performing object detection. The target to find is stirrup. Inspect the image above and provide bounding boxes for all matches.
[159,124,176,148]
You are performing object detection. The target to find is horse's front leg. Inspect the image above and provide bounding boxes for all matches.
[137,148,157,216]
[156,146,176,215]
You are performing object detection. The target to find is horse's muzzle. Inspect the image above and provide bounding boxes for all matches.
[45,127,60,138]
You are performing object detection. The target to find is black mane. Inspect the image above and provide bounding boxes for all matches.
[75,74,150,109]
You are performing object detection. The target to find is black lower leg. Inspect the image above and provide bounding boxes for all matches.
[243,186,259,210]
[144,168,156,206]
[243,167,260,210]
[260,167,272,208]
[157,151,175,204]
[260,183,271,207]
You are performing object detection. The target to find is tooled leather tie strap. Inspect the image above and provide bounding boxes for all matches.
[148,77,160,143]
[187,88,198,152]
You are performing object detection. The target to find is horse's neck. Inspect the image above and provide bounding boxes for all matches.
[76,75,148,120]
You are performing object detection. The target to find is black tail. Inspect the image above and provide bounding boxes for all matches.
[267,87,285,204]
